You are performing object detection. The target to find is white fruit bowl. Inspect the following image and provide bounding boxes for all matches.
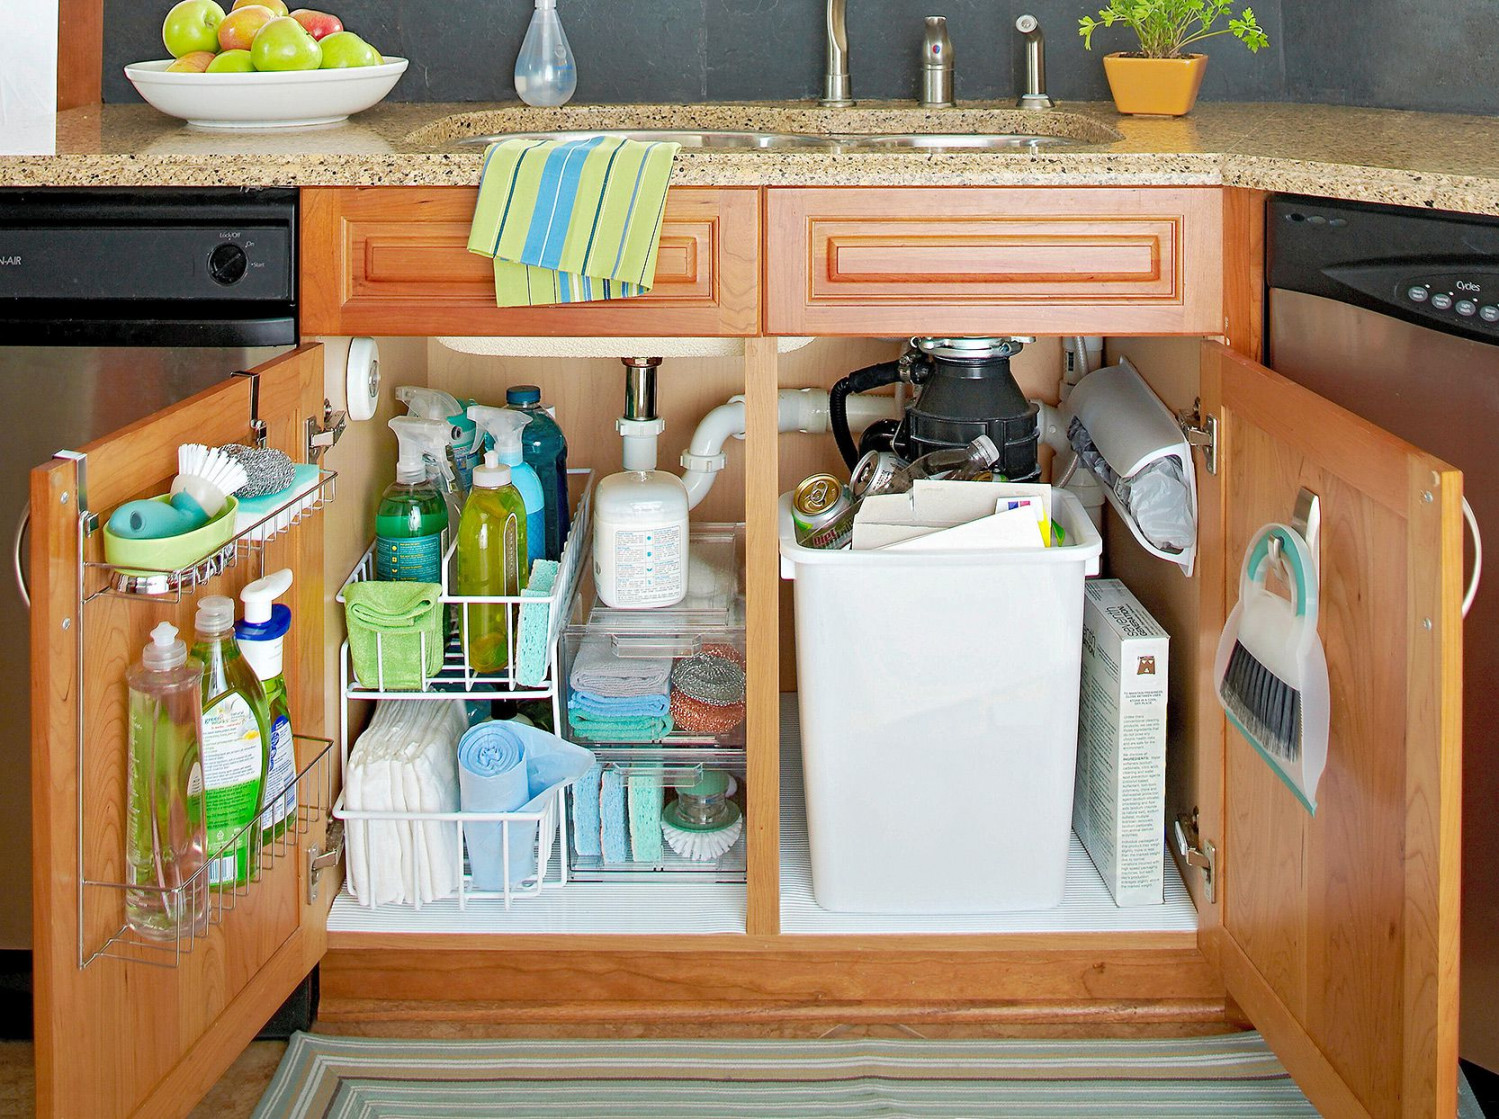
[124,57,408,129]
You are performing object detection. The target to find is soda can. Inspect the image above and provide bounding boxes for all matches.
[792,473,856,550]
[849,450,911,499]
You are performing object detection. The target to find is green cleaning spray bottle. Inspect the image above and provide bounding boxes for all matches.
[469,405,544,570]
[236,569,296,843]
[456,449,529,673]
[192,596,270,889]
[377,416,457,583]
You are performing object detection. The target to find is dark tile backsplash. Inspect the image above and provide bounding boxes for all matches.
[102,0,1498,116]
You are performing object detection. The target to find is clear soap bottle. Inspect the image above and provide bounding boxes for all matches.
[514,0,577,107]
[125,622,207,941]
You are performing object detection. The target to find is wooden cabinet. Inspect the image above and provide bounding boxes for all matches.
[300,186,762,337]
[33,187,1464,1119]
[765,187,1225,337]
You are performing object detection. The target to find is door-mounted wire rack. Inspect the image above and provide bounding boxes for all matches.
[81,736,333,968]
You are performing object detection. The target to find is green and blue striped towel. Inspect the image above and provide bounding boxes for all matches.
[466,135,680,307]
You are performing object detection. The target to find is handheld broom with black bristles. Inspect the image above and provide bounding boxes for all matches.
[1213,523,1330,813]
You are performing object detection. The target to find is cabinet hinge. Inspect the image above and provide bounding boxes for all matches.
[1176,400,1217,475]
[1173,809,1217,904]
[306,399,347,463]
[306,818,345,904]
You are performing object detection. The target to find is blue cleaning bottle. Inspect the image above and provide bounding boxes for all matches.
[469,405,544,571]
[505,385,570,559]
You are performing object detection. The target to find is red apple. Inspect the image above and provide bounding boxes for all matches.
[164,50,216,72]
[218,3,277,50]
[288,8,343,40]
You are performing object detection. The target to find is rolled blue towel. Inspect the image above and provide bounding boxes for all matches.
[572,762,603,859]
[456,722,531,891]
[568,689,669,719]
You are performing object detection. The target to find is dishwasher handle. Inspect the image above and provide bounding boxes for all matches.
[12,503,29,610]
[1463,496,1482,619]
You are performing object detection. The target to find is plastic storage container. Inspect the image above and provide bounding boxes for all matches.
[777,488,1102,914]
[562,524,746,749]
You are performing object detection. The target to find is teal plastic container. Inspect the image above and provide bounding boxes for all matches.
[505,385,570,560]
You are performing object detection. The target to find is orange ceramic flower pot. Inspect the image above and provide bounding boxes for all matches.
[1102,53,1208,116]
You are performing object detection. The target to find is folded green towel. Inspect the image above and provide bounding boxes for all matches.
[345,580,445,691]
[567,711,673,744]
[466,136,681,308]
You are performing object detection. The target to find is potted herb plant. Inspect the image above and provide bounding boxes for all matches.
[1079,0,1268,116]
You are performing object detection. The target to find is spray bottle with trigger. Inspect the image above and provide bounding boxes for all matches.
[235,568,296,842]
[469,405,545,569]
[397,386,482,494]
[377,417,459,583]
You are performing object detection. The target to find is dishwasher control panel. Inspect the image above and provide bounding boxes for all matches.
[1269,195,1499,346]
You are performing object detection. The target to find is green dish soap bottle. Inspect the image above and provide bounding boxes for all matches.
[376,416,454,583]
[125,621,207,940]
[456,449,528,673]
[192,595,270,889]
[236,568,296,843]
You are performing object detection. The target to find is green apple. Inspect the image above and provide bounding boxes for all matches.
[317,30,381,68]
[233,0,287,13]
[206,48,256,72]
[165,49,216,72]
[250,16,323,70]
[162,0,226,58]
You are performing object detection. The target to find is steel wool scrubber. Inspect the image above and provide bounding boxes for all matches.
[222,444,298,498]
[661,770,743,861]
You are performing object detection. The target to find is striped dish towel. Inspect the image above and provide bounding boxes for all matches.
[467,135,680,307]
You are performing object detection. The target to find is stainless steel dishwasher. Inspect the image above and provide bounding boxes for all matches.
[1266,193,1498,1071]
[0,187,297,957]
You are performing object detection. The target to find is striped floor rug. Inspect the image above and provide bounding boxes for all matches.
[253,1031,1486,1118]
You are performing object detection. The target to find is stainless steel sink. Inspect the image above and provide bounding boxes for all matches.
[457,128,840,151]
[833,132,1074,151]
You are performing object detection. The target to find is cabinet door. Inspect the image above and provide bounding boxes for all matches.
[1204,342,1462,1117]
[300,186,762,336]
[765,187,1224,337]
[30,346,332,1119]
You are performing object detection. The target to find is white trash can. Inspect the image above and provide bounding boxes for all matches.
[778,487,1103,914]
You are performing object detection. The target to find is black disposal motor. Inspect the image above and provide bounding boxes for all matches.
[828,336,1040,482]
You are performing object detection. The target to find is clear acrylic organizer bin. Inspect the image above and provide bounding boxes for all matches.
[566,754,747,883]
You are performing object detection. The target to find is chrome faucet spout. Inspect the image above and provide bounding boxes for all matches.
[822,0,853,107]
[1015,14,1055,109]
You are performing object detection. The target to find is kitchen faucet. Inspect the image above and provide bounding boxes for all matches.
[822,0,853,107]
[1015,14,1055,109]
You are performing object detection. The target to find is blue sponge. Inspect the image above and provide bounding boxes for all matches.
[571,762,603,859]
[517,560,559,686]
[599,768,629,864]
[627,773,664,863]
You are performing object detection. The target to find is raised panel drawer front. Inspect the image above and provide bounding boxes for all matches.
[766,187,1224,336]
[301,186,761,336]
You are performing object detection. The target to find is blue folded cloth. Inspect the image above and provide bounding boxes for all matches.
[567,689,669,719]
[456,719,596,890]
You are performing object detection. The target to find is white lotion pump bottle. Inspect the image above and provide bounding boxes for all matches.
[595,357,688,609]
[514,0,577,108]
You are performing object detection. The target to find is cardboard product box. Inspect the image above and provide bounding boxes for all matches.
[1073,579,1169,906]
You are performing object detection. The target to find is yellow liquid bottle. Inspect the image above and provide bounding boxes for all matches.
[456,451,528,673]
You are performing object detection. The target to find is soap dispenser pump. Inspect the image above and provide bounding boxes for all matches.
[514,0,577,108]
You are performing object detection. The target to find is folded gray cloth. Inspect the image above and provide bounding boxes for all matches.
[570,638,671,698]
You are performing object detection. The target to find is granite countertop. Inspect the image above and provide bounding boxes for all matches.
[5,99,1499,216]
